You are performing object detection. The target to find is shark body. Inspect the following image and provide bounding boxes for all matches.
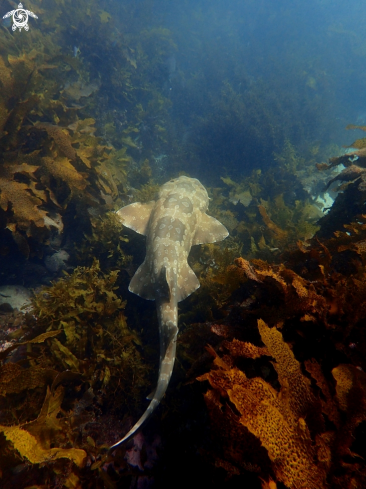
[111,176,228,449]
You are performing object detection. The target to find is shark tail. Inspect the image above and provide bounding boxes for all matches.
[109,300,178,450]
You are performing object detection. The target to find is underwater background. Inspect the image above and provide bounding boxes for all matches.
[1,0,366,487]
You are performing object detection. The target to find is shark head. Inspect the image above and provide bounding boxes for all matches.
[157,175,210,212]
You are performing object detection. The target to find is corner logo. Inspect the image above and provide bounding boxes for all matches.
[3,3,38,31]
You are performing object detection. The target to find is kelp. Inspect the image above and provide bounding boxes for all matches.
[1,395,87,466]
[181,211,366,488]
[0,260,149,487]
[319,124,366,171]
[215,165,322,261]
[129,178,160,204]
[199,320,366,489]
[75,211,132,270]
[0,163,53,231]
[199,320,327,489]
[0,0,174,264]
[316,124,366,238]
[0,46,121,257]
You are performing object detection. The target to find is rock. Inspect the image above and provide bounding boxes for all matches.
[44,250,70,273]
[0,285,32,311]
[230,190,252,207]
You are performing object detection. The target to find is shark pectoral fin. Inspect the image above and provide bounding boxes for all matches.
[129,261,155,300]
[116,201,155,235]
[176,264,200,301]
[192,213,229,245]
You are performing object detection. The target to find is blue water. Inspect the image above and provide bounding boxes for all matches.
[107,0,366,179]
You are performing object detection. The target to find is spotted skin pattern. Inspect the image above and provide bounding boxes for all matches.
[111,176,228,449]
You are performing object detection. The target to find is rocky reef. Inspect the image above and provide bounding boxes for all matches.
[1,1,366,488]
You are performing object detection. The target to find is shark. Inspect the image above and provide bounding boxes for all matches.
[110,176,228,449]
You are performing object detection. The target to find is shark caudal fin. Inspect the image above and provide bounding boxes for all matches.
[109,301,178,450]
[109,397,161,449]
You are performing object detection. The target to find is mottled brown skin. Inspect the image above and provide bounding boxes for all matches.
[111,176,228,449]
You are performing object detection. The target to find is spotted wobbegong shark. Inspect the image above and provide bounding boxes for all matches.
[111,176,228,449]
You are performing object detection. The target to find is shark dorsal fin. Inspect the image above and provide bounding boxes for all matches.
[192,212,229,245]
[116,201,155,236]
